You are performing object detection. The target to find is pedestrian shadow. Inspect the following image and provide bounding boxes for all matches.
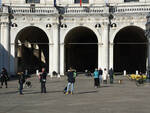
[24,90,63,95]
[48,90,64,93]
[0,91,18,95]
[100,85,112,88]
[24,91,41,95]
[75,90,98,95]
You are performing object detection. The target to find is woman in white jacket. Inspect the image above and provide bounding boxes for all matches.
[103,68,108,84]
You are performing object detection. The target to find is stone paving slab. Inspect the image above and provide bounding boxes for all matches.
[0,75,150,113]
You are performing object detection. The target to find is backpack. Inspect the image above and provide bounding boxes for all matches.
[73,72,77,78]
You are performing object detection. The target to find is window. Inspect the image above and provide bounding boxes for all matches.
[75,0,89,3]
[124,0,139,2]
[26,0,40,3]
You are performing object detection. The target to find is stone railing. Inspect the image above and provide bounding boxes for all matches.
[11,6,58,14]
[64,5,150,15]
[1,4,150,15]
[64,6,105,15]
[0,6,9,14]
[114,5,150,14]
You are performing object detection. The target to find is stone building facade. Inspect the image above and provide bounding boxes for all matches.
[0,0,150,75]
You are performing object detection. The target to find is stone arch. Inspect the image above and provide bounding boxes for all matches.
[64,26,99,72]
[113,25,147,73]
[15,26,49,74]
[62,25,102,44]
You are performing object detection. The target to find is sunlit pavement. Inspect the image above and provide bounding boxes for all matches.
[0,75,150,113]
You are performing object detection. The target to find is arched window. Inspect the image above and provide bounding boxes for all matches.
[75,0,89,3]
[124,0,139,2]
[26,0,40,3]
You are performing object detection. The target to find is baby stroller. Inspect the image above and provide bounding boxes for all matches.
[24,80,32,88]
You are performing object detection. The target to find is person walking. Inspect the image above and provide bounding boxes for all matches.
[103,68,108,84]
[65,67,74,95]
[98,68,103,84]
[18,72,25,95]
[40,68,47,93]
[93,68,99,88]
[109,68,114,84]
[0,68,8,88]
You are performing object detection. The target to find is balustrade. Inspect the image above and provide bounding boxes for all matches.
[1,4,150,15]
[115,5,150,14]
[11,6,58,14]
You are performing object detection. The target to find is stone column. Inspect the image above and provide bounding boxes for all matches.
[0,24,2,71]
[98,43,102,69]
[101,23,109,71]
[109,42,113,69]
[60,43,64,75]
[52,23,59,74]
[10,43,15,75]
[1,23,10,72]
[49,43,53,76]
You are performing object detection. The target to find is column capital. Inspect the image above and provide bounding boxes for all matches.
[98,43,103,46]
[60,43,64,45]
[109,42,114,46]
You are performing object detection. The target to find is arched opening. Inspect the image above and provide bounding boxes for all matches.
[65,26,98,72]
[114,26,147,74]
[15,26,49,74]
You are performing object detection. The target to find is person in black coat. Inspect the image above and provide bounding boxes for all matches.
[40,68,47,93]
[65,67,74,95]
[18,72,25,95]
[109,68,114,84]
[98,68,103,84]
[0,68,8,88]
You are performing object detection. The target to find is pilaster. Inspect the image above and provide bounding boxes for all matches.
[52,23,59,74]
[109,42,113,69]
[0,24,2,71]
[0,22,10,72]
[101,22,109,71]
[60,43,64,75]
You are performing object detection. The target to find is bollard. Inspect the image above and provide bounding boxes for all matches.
[36,70,39,76]
[136,70,138,75]
[123,70,126,76]
[57,74,61,78]
[50,72,53,78]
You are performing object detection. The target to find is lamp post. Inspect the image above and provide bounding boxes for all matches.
[145,13,150,79]
[106,3,114,73]
[54,4,65,74]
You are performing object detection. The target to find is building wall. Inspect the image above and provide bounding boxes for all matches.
[2,0,150,5]
[0,0,149,75]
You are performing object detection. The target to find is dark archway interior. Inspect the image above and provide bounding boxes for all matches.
[114,26,147,74]
[65,27,98,72]
[16,26,49,73]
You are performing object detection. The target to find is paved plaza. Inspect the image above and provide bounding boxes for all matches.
[0,75,150,113]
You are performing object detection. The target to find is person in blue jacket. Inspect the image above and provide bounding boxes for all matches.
[93,68,100,88]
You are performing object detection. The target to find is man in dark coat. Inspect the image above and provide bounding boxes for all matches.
[40,68,47,93]
[0,68,8,88]
[65,67,74,95]
[98,68,103,84]
[18,72,25,95]
[109,68,114,84]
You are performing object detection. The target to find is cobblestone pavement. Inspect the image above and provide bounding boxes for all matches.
[0,75,150,113]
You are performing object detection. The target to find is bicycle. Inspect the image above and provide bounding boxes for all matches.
[135,75,146,87]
